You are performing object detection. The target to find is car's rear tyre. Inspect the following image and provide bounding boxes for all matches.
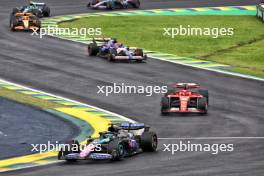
[10,19,17,31]
[108,54,114,62]
[108,140,125,161]
[43,7,51,17]
[107,1,115,10]
[198,89,209,105]
[197,97,208,114]
[161,97,170,115]
[12,8,19,15]
[88,43,99,56]
[91,0,98,5]
[108,48,116,62]
[32,9,42,18]
[134,48,143,56]
[134,0,140,8]
[140,131,158,152]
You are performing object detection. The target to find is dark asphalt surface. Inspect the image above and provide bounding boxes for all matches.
[0,97,78,159]
[1,0,264,175]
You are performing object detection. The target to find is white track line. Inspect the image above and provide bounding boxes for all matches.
[150,57,264,82]
[0,78,135,123]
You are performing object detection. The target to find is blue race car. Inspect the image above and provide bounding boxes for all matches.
[58,123,158,161]
[87,38,147,62]
[87,0,140,10]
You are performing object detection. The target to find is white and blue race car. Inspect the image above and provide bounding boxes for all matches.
[88,39,147,62]
[87,0,140,10]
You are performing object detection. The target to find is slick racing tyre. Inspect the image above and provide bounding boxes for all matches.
[197,97,208,114]
[161,97,170,115]
[10,18,17,31]
[12,8,19,15]
[134,48,143,56]
[91,0,99,5]
[108,48,117,62]
[88,43,99,56]
[107,0,115,10]
[32,9,42,18]
[133,0,140,8]
[198,89,209,105]
[140,131,158,152]
[43,6,51,17]
[108,140,125,161]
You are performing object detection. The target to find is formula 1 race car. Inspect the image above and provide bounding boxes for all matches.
[9,12,41,31]
[257,1,264,21]
[161,83,209,115]
[11,1,50,18]
[58,123,158,161]
[87,0,140,10]
[88,39,147,62]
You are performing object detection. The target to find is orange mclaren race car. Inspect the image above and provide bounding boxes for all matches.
[9,12,41,31]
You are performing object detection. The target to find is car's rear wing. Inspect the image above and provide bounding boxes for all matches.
[32,2,46,5]
[174,83,200,89]
[15,12,33,17]
[91,38,112,42]
[119,123,149,131]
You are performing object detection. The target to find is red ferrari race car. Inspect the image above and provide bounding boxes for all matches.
[161,83,209,115]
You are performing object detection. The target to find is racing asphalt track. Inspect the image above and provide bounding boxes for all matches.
[0,97,78,160]
[0,0,264,175]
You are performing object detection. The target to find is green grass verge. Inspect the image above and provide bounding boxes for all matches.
[60,15,264,78]
[206,39,264,78]
[0,88,66,109]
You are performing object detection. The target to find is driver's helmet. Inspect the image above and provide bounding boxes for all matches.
[23,7,31,13]
[115,43,123,48]
[99,132,106,139]
[108,124,118,132]
[127,132,133,138]
[106,39,116,47]
[118,129,129,138]
[112,38,117,44]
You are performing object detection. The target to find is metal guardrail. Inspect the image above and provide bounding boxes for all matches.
[257,4,264,21]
